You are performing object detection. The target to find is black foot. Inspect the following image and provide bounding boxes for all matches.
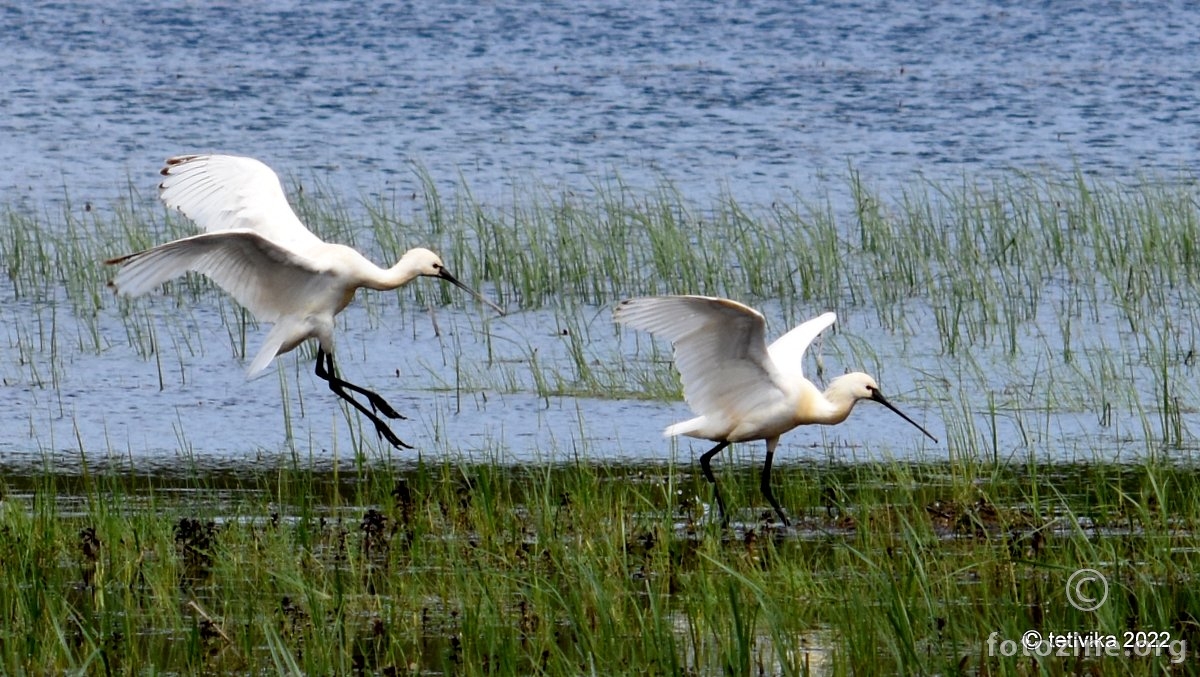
[374,422,414,450]
[366,393,406,420]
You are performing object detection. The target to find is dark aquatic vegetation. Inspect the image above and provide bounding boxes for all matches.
[0,460,1194,674]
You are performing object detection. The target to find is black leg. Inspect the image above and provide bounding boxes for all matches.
[315,349,412,449]
[760,439,790,526]
[699,441,731,526]
[315,349,404,420]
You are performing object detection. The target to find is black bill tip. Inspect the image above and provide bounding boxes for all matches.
[437,268,506,316]
[871,389,938,443]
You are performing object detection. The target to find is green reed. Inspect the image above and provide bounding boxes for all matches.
[5,167,1200,371]
[1,457,1195,674]
[4,167,1199,326]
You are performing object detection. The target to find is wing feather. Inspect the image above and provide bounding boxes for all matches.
[766,311,837,382]
[614,295,788,427]
[107,230,331,323]
[158,154,325,252]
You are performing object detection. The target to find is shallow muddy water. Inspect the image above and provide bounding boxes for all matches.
[3,289,1195,473]
[1,301,943,471]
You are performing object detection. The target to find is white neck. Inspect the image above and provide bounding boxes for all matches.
[362,252,429,291]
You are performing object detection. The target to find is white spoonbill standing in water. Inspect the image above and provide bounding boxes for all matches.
[107,154,504,449]
[614,295,937,525]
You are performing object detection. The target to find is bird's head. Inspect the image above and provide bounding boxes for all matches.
[402,247,505,315]
[831,372,938,443]
[831,372,881,402]
[401,247,449,278]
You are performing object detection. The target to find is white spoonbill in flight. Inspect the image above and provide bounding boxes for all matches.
[614,295,937,526]
[106,154,504,449]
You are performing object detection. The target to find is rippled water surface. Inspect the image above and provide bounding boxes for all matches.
[3,0,1199,208]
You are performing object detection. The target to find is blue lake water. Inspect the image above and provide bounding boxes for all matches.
[3,0,1198,210]
[2,1,1199,472]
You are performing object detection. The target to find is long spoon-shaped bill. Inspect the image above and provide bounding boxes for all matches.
[437,268,506,316]
[871,390,938,443]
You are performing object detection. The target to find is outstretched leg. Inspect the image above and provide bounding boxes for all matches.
[699,441,731,526]
[315,348,412,449]
[760,437,790,526]
[315,348,405,420]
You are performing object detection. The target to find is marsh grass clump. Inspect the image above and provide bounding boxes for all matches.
[0,459,1195,674]
[5,166,1200,332]
[5,166,1200,428]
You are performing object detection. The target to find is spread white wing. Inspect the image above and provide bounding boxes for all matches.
[158,154,325,252]
[107,230,328,324]
[614,295,788,426]
[766,311,836,382]
[107,230,338,375]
